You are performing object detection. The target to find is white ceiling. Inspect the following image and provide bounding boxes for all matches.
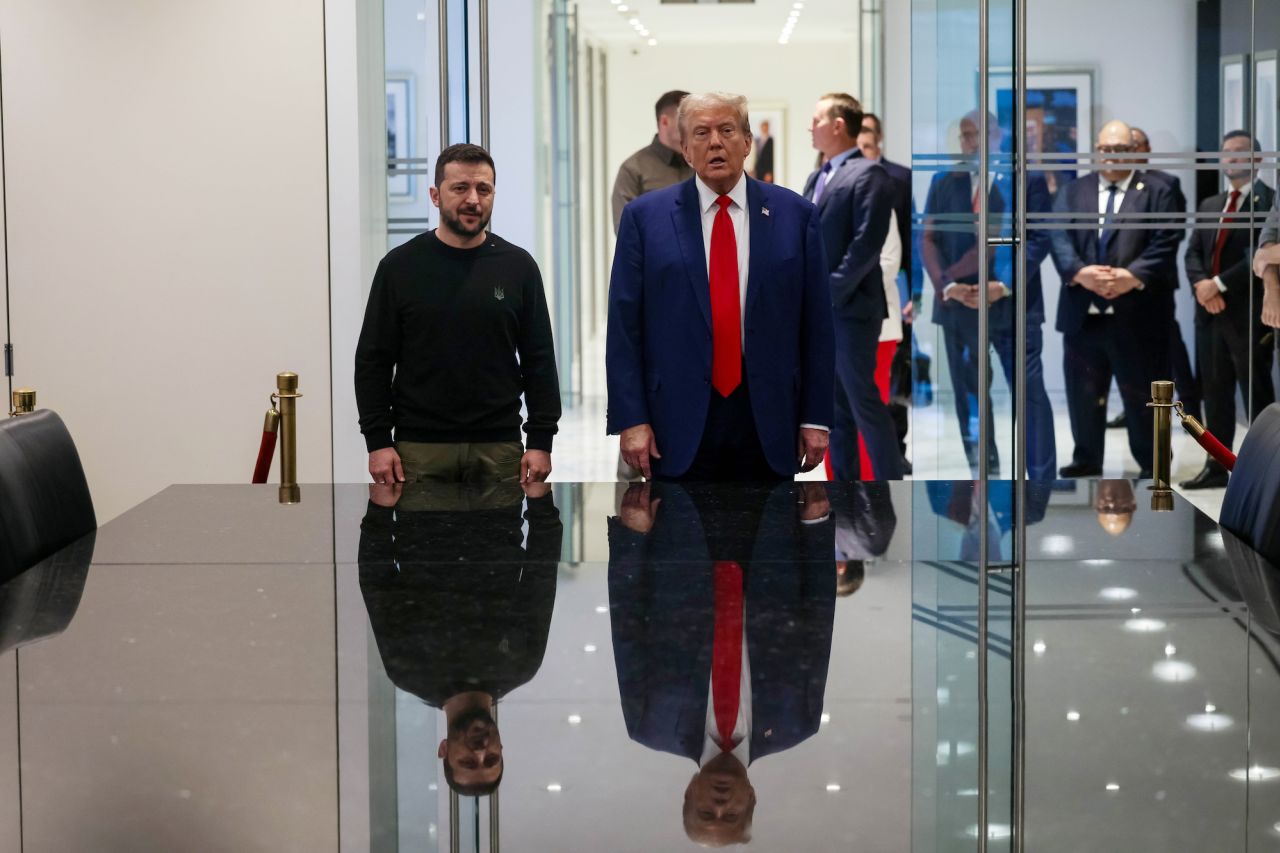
[574,0,862,46]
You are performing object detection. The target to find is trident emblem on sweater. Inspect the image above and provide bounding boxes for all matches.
[493,286,505,301]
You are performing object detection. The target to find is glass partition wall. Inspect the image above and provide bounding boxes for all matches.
[915,0,1278,848]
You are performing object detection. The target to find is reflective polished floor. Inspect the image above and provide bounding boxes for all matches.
[0,480,1275,851]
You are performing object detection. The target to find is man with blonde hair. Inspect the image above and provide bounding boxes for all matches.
[607,92,834,482]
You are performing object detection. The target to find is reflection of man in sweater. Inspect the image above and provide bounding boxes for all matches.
[355,143,561,487]
[358,481,563,796]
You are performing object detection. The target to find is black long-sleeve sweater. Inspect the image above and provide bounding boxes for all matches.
[355,231,561,452]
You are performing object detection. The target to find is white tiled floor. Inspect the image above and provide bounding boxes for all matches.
[551,390,1227,518]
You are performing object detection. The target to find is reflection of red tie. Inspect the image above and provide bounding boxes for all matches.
[711,560,744,749]
[1211,189,1241,276]
[710,196,742,397]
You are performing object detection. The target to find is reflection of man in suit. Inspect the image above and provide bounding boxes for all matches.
[607,92,834,481]
[920,111,1058,478]
[358,482,563,796]
[830,482,898,596]
[1180,131,1276,490]
[804,92,902,479]
[1049,119,1184,478]
[608,481,836,845]
[753,120,774,183]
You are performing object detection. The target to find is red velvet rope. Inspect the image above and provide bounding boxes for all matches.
[1192,427,1237,472]
[252,430,278,484]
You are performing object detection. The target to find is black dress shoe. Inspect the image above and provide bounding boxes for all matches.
[1059,462,1103,478]
[1107,412,1126,429]
[1179,465,1229,490]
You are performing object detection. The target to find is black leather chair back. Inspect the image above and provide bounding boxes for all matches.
[1221,402,1280,566]
[0,410,97,577]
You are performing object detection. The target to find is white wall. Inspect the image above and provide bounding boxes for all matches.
[1,0,333,521]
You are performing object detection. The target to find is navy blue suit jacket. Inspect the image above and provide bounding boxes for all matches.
[1048,171,1183,335]
[802,151,894,322]
[607,483,835,764]
[606,177,835,477]
[920,170,1053,331]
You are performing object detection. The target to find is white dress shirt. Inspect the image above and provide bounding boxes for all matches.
[1086,172,1136,315]
[701,619,752,767]
[695,172,828,432]
[879,210,903,343]
[695,174,750,348]
[1213,182,1252,293]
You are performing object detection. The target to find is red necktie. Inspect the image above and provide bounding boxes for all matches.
[711,560,744,749]
[710,196,742,397]
[1211,189,1241,276]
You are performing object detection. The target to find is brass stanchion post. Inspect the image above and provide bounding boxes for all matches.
[9,387,34,416]
[275,372,302,504]
[1148,380,1174,512]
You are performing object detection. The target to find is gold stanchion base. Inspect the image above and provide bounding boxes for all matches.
[279,484,301,505]
[1149,488,1174,513]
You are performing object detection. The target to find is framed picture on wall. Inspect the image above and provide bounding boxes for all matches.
[988,67,1095,198]
[1221,55,1249,140]
[1256,52,1277,187]
[386,76,414,201]
[746,103,786,188]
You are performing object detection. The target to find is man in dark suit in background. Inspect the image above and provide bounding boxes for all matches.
[804,92,902,479]
[1181,131,1276,489]
[358,481,562,796]
[920,112,1058,478]
[1049,119,1184,478]
[608,92,834,482]
[608,481,836,846]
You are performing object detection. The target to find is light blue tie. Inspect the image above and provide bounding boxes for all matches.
[812,161,833,204]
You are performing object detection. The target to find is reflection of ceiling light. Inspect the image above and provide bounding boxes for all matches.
[416,12,426,21]
[955,741,975,756]
[1130,607,1141,614]
[647,38,657,46]
[567,714,582,726]
[628,17,639,24]
[821,713,832,724]
[1230,766,1280,782]
[1084,558,1113,566]
[1033,640,1047,655]
[595,605,608,614]
[1165,644,1177,656]
[1100,587,1138,601]
[1106,782,1120,792]
[547,783,564,792]
[618,4,628,10]
[937,687,951,705]
[1124,618,1167,633]
[1186,712,1234,732]
[957,788,979,797]
[966,824,1013,840]
[1067,710,1081,721]
[1041,534,1074,555]
[826,783,842,792]
[584,644,597,653]
[778,37,789,45]
[1153,660,1196,683]
[795,1,805,7]
[610,0,621,4]
[1206,703,1217,713]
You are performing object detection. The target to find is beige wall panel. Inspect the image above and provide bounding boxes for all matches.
[1,0,333,521]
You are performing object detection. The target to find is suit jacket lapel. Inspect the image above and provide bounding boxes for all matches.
[672,179,713,331]
[746,178,772,321]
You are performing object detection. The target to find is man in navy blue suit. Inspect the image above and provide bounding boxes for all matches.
[608,480,836,845]
[803,92,902,480]
[1049,119,1184,477]
[920,111,1058,479]
[607,92,835,482]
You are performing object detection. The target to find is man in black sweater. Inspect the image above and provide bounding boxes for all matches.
[355,144,561,484]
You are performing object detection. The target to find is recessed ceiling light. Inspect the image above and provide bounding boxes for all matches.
[821,713,831,724]
[647,38,657,46]
[826,783,842,792]
[1165,644,1177,656]
[1067,710,1081,721]
[1230,766,1280,782]
[547,783,564,792]
[1105,782,1120,792]
[584,644,597,653]
[1186,712,1234,732]
[416,12,426,21]
[1205,703,1217,713]
[628,17,639,24]
[595,605,608,614]
[794,1,805,7]
[618,4,628,10]
[567,714,582,725]
[1124,618,1167,633]
[1099,586,1137,601]
[1033,640,1047,655]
